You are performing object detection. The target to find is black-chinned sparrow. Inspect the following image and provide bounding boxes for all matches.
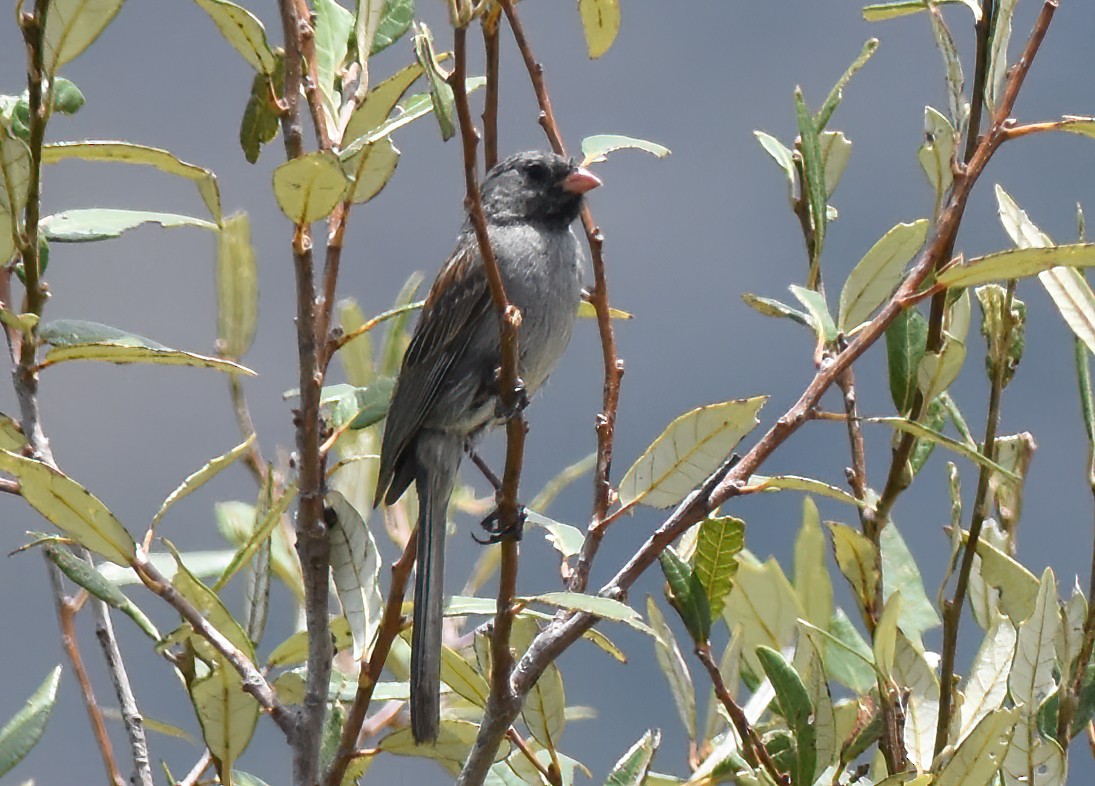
[373,150,601,743]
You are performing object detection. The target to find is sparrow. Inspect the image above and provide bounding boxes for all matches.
[373,150,601,743]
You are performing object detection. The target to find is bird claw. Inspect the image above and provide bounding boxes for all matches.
[493,376,529,421]
[473,505,527,544]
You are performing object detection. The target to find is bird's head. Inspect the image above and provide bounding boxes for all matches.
[480,151,601,228]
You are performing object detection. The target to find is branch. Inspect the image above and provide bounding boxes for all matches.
[47,561,125,786]
[324,534,417,786]
[456,3,1060,779]
[497,0,623,594]
[92,591,154,786]
[481,6,501,170]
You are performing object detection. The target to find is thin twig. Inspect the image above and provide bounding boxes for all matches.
[91,590,154,786]
[696,643,788,785]
[456,4,1060,780]
[481,6,501,170]
[48,561,125,786]
[229,375,268,486]
[0,477,20,494]
[323,535,417,786]
[176,750,213,786]
[506,727,558,785]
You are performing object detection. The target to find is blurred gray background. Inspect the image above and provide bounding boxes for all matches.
[2,0,1095,783]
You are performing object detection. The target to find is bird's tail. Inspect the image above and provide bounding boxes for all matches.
[410,432,461,744]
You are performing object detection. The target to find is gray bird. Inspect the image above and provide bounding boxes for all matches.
[373,150,601,743]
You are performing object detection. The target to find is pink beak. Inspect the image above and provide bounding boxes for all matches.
[561,166,602,195]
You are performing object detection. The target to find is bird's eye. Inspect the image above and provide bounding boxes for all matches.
[525,162,550,182]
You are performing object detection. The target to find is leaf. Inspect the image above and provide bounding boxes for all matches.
[439,645,489,706]
[39,319,255,376]
[267,617,353,667]
[886,308,928,413]
[917,334,966,402]
[794,498,833,630]
[151,437,255,530]
[617,397,766,510]
[51,77,85,115]
[756,646,816,786]
[985,0,1019,115]
[512,619,565,753]
[43,0,124,72]
[0,413,26,452]
[722,556,804,675]
[893,632,938,771]
[194,0,278,74]
[578,0,621,60]
[369,0,414,56]
[525,592,653,636]
[379,719,508,767]
[214,485,297,592]
[863,0,981,22]
[879,522,940,646]
[658,547,711,644]
[239,58,284,164]
[216,213,259,359]
[42,141,223,220]
[740,292,811,327]
[604,729,660,786]
[342,137,400,204]
[0,451,135,565]
[829,523,878,618]
[790,285,837,343]
[868,417,1018,480]
[754,131,797,203]
[0,665,61,778]
[822,609,875,693]
[325,490,382,660]
[412,23,455,141]
[170,543,254,655]
[920,106,957,216]
[272,151,350,223]
[314,0,354,133]
[747,474,863,507]
[39,208,215,242]
[1008,568,1058,712]
[929,6,967,129]
[795,88,827,277]
[42,541,159,640]
[183,655,259,780]
[691,516,744,614]
[646,598,696,741]
[873,593,901,681]
[939,243,1095,288]
[579,134,670,166]
[958,617,1017,743]
[935,706,1018,786]
[971,534,1039,623]
[343,62,425,143]
[839,220,929,331]
[525,511,585,559]
[818,130,853,196]
[816,38,880,130]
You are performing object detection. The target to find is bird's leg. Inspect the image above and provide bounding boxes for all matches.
[465,443,503,492]
[490,365,528,421]
[464,441,526,543]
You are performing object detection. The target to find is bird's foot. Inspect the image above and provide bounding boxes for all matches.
[473,504,527,544]
[493,374,529,421]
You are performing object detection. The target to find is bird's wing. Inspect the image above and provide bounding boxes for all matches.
[375,242,494,505]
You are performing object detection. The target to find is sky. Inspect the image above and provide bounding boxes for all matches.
[2,0,1095,784]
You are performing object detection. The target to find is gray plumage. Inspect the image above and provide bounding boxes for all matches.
[373,151,600,743]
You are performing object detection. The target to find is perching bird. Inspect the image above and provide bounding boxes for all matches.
[373,150,601,743]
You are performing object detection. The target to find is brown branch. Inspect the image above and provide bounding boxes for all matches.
[456,4,1060,780]
[228,375,268,487]
[482,6,501,170]
[0,477,20,494]
[324,535,418,786]
[132,553,295,736]
[497,0,623,594]
[506,727,558,785]
[176,750,213,786]
[47,560,125,786]
[317,203,349,369]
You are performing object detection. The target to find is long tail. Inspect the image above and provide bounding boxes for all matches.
[411,432,461,744]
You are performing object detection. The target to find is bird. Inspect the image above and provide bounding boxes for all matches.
[373,150,601,743]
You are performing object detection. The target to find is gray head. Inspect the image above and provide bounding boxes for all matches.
[480,151,601,229]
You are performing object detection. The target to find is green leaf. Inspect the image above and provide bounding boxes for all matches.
[342,137,400,204]
[754,131,797,204]
[659,547,711,644]
[0,665,61,778]
[872,592,901,681]
[646,598,696,741]
[1007,568,1058,711]
[336,299,376,386]
[0,133,31,227]
[722,556,804,675]
[957,618,1016,743]
[794,498,833,630]
[43,0,124,72]
[985,0,1019,114]
[272,151,350,223]
[863,0,982,22]
[39,319,255,376]
[42,541,159,640]
[216,213,259,359]
[920,106,956,217]
[822,609,875,693]
[239,55,284,164]
[325,490,382,660]
[214,485,297,592]
[42,141,222,220]
[690,515,744,613]
[829,523,877,617]
[604,729,660,786]
[0,451,135,565]
[314,0,354,132]
[940,243,1095,288]
[617,397,766,510]
[578,0,621,60]
[816,38,879,130]
[936,707,1018,786]
[267,617,353,667]
[756,646,816,786]
[525,510,585,559]
[379,719,507,767]
[794,88,827,276]
[789,285,837,343]
[526,592,653,636]
[909,397,947,477]
[39,208,215,242]
[411,23,454,141]
[818,130,852,196]
[929,7,967,128]
[369,0,414,56]
[976,284,1026,389]
[868,417,1019,480]
[580,134,670,166]
[892,632,937,770]
[740,292,811,327]
[839,220,929,331]
[0,412,27,452]
[747,474,864,507]
[879,523,940,646]
[916,334,966,402]
[511,618,566,754]
[51,78,85,114]
[343,61,425,143]
[439,644,489,706]
[970,532,1039,623]
[194,0,278,74]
